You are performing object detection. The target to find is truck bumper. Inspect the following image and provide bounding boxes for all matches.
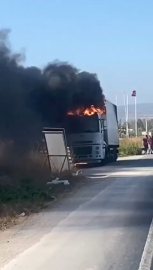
[73,157,102,164]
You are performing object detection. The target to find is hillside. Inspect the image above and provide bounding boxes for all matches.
[117,103,153,121]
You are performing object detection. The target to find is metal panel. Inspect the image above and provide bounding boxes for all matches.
[43,128,70,174]
[106,100,119,146]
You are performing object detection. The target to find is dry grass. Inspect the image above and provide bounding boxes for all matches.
[119,137,142,157]
[123,137,142,144]
[0,142,84,231]
[0,200,45,231]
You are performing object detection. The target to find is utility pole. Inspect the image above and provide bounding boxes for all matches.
[145,118,148,134]
[126,95,129,137]
[115,94,118,107]
[124,92,129,137]
[132,90,137,137]
[135,95,137,137]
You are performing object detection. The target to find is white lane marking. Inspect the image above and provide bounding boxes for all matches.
[138,218,153,270]
[112,171,147,176]
[87,174,111,179]
[86,170,147,179]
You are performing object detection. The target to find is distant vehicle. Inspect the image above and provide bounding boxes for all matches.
[65,100,119,164]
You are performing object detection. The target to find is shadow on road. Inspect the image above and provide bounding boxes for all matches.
[77,155,153,169]
[112,156,153,168]
[41,173,153,230]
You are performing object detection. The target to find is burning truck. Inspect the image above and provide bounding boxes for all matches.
[64,101,119,164]
[32,63,119,164]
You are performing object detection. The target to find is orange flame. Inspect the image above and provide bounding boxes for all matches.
[67,105,106,116]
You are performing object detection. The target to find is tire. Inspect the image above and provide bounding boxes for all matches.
[105,148,110,164]
[113,151,117,162]
[101,148,108,165]
[113,148,118,162]
[108,148,118,163]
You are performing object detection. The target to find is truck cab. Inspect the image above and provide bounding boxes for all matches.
[65,113,106,163]
[64,100,119,164]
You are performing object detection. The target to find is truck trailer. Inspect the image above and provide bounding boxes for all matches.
[65,100,119,164]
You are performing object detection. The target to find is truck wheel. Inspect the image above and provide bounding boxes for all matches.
[101,149,108,165]
[105,148,110,164]
[113,148,118,162]
[100,159,105,166]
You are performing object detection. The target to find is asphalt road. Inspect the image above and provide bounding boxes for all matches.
[1,155,153,270]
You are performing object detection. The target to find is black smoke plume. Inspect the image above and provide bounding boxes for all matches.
[0,29,42,154]
[31,63,105,125]
[0,29,104,155]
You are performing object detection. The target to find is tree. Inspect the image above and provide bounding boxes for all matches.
[137,119,145,131]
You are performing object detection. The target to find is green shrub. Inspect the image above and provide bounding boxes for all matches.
[0,177,51,203]
[119,138,142,157]
[0,148,52,203]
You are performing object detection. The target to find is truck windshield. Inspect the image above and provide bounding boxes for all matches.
[65,115,99,133]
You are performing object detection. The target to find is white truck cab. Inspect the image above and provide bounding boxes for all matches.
[65,101,119,164]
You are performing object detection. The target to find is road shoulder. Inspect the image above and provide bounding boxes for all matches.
[0,173,115,269]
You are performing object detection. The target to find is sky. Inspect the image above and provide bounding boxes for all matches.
[0,0,153,105]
